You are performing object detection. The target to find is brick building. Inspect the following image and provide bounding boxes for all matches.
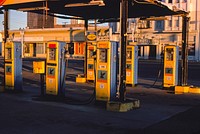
[27,12,54,29]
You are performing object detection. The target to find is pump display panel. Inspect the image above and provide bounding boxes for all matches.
[48,48,56,61]
[99,49,107,63]
[5,48,12,60]
[88,49,96,58]
[166,48,174,61]
[126,49,132,59]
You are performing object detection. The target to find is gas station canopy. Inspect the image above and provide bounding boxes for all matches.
[2,0,187,21]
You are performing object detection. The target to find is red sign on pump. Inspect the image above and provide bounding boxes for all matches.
[49,44,56,48]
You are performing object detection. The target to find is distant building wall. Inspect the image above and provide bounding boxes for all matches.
[1,27,108,58]
[27,12,54,29]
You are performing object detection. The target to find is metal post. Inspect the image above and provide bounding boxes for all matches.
[40,74,45,96]
[3,9,9,90]
[181,16,189,86]
[94,19,97,31]
[4,9,9,44]
[119,0,128,102]
[20,29,24,58]
[84,19,88,77]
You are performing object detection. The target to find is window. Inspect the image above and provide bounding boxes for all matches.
[175,19,179,27]
[168,0,172,3]
[36,43,44,54]
[24,44,30,53]
[188,43,195,56]
[168,20,172,27]
[138,20,151,29]
[155,20,164,30]
[156,21,162,28]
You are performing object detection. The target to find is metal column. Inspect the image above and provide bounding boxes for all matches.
[84,19,88,77]
[119,0,128,101]
[4,9,9,89]
[4,9,9,43]
[181,16,190,86]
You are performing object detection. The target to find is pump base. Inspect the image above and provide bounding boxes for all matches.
[126,83,137,87]
[106,98,140,112]
[86,80,95,83]
[189,87,200,94]
[0,85,4,92]
[76,74,86,83]
[175,86,190,94]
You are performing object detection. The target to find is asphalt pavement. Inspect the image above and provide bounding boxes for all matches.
[1,58,200,134]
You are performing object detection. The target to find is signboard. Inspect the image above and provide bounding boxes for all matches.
[13,37,43,42]
[97,29,110,41]
[86,29,110,42]
[86,31,97,42]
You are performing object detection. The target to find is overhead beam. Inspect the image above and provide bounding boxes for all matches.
[140,16,168,21]
[65,0,105,7]
[17,7,49,11]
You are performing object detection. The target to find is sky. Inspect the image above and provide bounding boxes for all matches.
[0,10,73,31]
[0,10,27,31]
[0,10,108,31]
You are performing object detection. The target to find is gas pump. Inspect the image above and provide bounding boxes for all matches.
[126,45,138,86]
[4,41,22,91]
[46,41,66,96]
[96,41,118,101]
[87,43,96,82]
[163,45,179,88]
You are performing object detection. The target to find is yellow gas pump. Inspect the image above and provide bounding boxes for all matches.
[126,45,138,86]
[86,43,96,82]
[96,41,118,101]
[46,41,66,96]
[163,45,179,88]
[4,41,22,91]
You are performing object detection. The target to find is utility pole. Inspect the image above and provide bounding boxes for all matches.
[181,15,190,86]
[119,0,128,102]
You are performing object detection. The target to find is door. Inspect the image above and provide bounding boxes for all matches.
[149,45,156,59]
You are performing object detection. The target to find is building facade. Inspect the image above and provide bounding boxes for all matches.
[158,0,199,61]
[110,0,200,61]
[1,26,108,58]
